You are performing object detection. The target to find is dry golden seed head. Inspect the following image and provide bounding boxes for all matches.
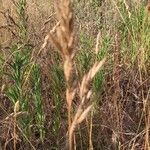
[79,75,87,98]
[86,90,92,100]
[5,113,14,120]
[76,105,92,124]
[79,58,106,100]
[61,26,66,33]
[49,0,74,59]
[95,32,101,54]
[1,84,5,92]
[49,32,62,51]
[64,57,73,82]
[41,34,50,49]
[68,33,74,47]
[90,58,106,79]
[66,89,72,107]
[14,101,20,113]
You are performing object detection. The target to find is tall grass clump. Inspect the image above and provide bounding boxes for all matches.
[31,64,45,142]
[6,0,28,102]
[51,62,65,135]
[77,31,94,74]
[93,34,111,97]
[17,0,28,43]
[2,0,33,148]
[118,1,150,68]
[5,49,30,149]
[105,1,150,149]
